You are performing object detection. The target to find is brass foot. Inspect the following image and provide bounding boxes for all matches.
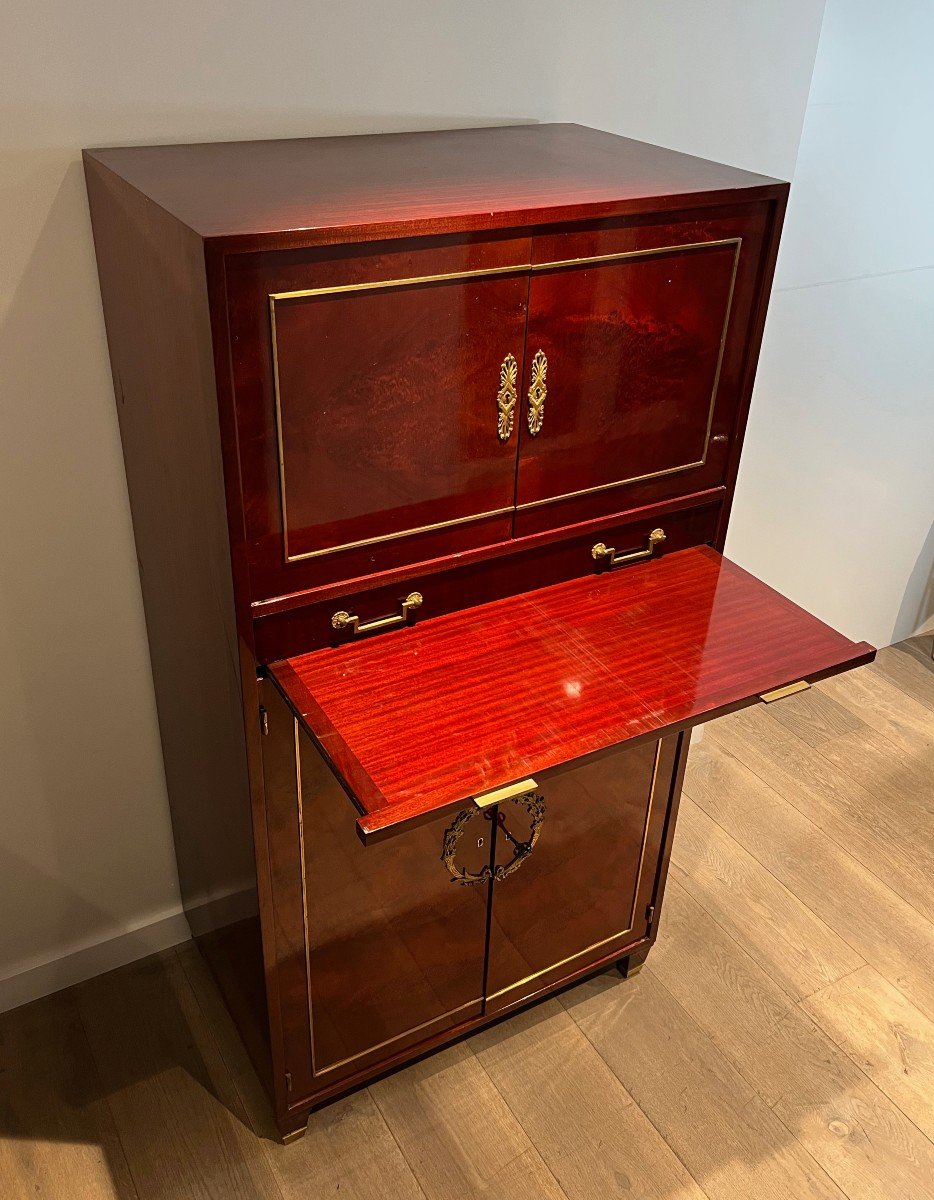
[280,1121,308,1145]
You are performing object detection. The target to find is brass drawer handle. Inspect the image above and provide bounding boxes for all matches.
[497,353,518,441]
[527,349,547,435]
[331,591,423,636]
[592,528,666,569]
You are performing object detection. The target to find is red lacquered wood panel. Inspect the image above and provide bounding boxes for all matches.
[225,233,531,599]
[272,272,528,562]
[84,124,784,246]
[485,737,676,1013]
[517,241,737,511]
[295,724,487,1088]
[270,547,874,840]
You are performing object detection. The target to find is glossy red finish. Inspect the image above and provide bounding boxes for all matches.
[85,124,783,245]
[272,272,527,562]
[517,242,737,510]
[253,496,722,661]
[272,547,874,840]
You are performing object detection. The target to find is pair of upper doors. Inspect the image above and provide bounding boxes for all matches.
[229,206,769,596]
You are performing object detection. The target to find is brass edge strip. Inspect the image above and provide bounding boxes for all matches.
[269,237,741,561]
[474,777,539,809]
[271,261,530,301]
[283,506,515,563]
[312,999,480,1078]
[760,679,811,703]
[527,237,741,273]
[517,238,742,512]
[294,716,318,1078]
[487,739,663,1003]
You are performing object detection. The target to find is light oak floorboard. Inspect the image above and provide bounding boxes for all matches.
[75,949,284,1200]
[670,796,864,1000]
[177,943,428,1200]
[873,643,934,711]
[0,989,138,1200]
[471,997,708,1200]
[684,736,934,1023]
[764,685,863,748]
[563,968,847,1200]
[369,1039,568,1200]
[816,666,934,766]
[650,880,934,1200]
[804,966,934,1144]
[708,705,934,923]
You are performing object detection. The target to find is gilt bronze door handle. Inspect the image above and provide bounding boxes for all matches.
[527,350,547,435]
[497,353,518,441]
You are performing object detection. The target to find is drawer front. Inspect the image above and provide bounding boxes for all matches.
[255,496,721,662]
[516,205,770,534]
[484,737,679,1013]
[226,233,531,604]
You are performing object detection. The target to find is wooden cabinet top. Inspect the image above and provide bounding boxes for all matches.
[271,548,872,842]
[83,123,785,244]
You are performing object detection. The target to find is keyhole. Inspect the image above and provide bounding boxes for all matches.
[477,837,484,848]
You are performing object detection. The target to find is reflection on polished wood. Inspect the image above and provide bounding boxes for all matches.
[272,548,873,840]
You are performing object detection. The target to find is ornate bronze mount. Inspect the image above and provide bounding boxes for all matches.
[441,791,546,885]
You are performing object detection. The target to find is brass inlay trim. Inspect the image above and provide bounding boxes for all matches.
[270,262,530,303]
[312,999,480,1078]
[269,237,741,561]
[293,716,319,1078]
[760,679,811,703]
[295,723,481,1080]
[487,740,663,1003]
[474,778,539,809]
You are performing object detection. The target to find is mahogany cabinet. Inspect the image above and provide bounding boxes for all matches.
[84,123,875,1140]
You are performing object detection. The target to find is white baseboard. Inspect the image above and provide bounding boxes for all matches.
[0,908,192,1014]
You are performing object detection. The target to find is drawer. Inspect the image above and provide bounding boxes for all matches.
[254,497,721,661]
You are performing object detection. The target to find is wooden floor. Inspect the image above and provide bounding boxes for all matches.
[2,635,932,1200]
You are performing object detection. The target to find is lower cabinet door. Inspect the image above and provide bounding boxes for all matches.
[297,727,488,1089]
[485,736,678,1013]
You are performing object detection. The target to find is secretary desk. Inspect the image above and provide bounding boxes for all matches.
[84,124,874,1140]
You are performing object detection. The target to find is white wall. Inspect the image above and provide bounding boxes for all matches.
[0,0,825,1008]
[727,0,934,647]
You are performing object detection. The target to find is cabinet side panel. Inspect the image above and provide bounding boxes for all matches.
[83,160,260,998]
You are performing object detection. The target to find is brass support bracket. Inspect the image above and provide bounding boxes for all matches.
[473,777,539,809]
[760,679,811,703]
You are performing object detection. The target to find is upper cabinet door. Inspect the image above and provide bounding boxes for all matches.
[226,237,531,600]
[514,213,769,534]
[272,275,527,560]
